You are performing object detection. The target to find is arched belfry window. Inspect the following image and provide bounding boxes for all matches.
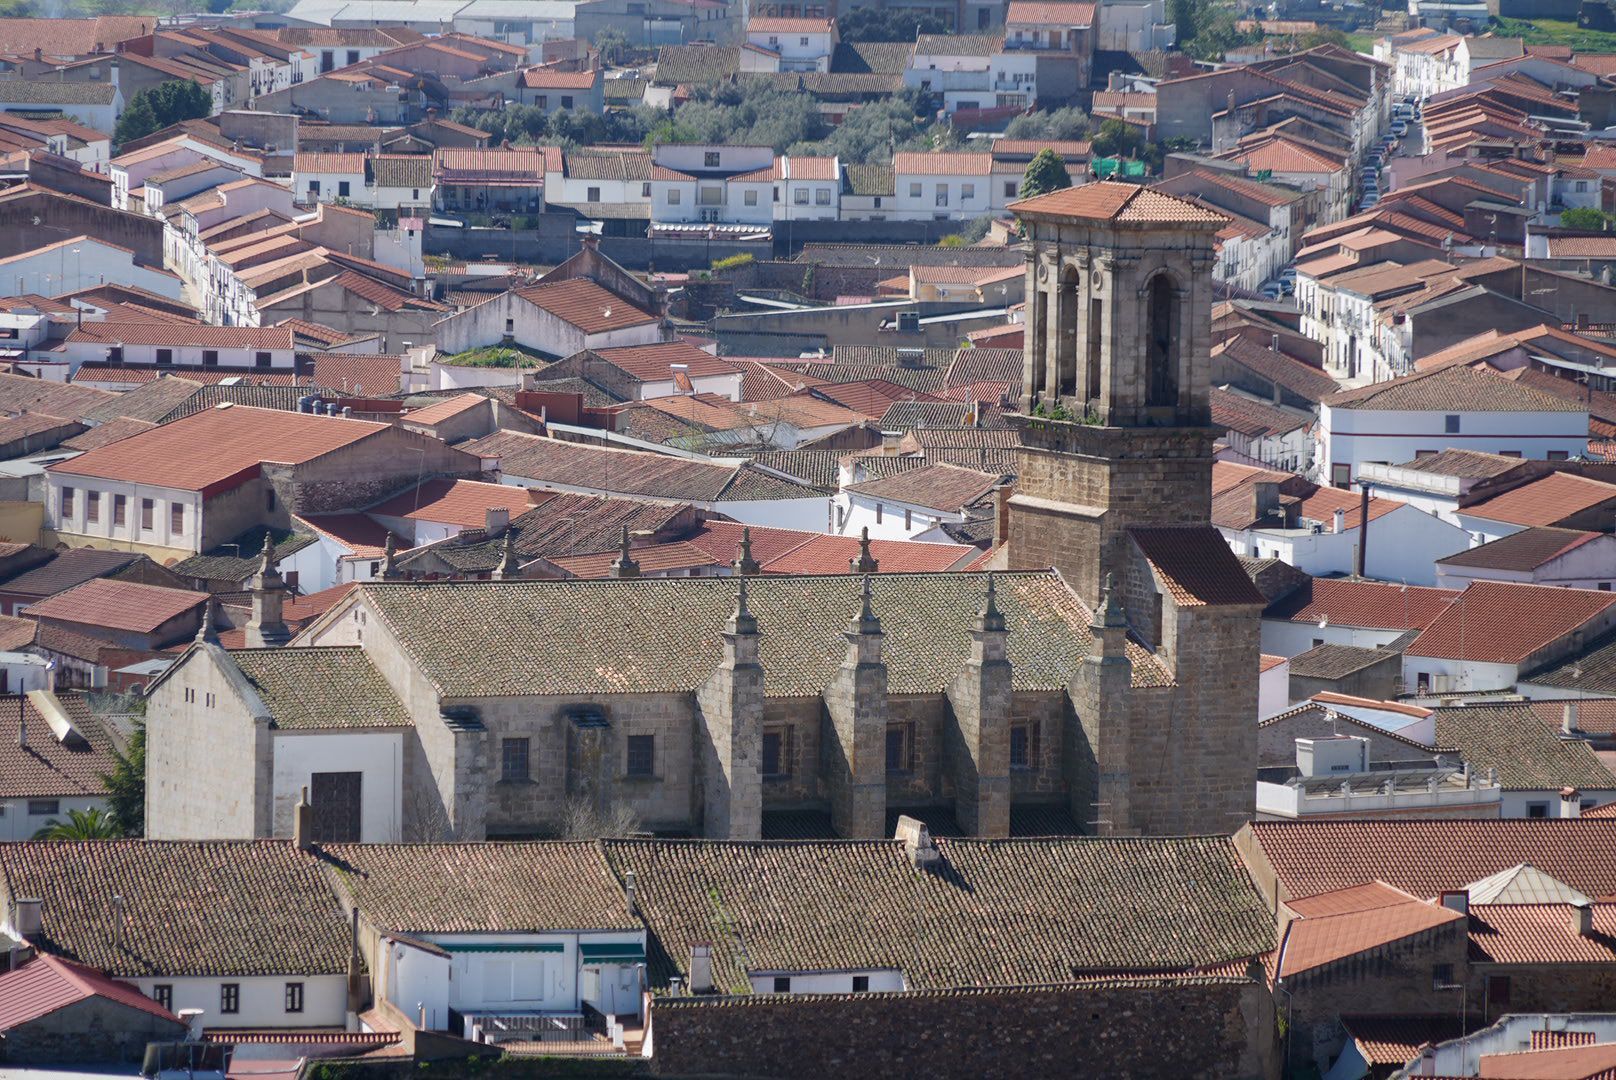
[1146,273,1179,410]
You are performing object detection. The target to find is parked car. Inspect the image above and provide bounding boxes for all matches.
[1278,266,1297,285]
[1391,121,1409,137]
[1260,280,1284,300]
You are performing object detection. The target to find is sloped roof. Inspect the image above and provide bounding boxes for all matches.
[1325,365,1585,412]
[25,579,205,635]
[1279,881,1461,977]
[1130,526,1265,607]
[1433,703,1616,791]
[846,463,1002,512]
[1013,181,1228,226]
[1466,863,1590,906]
[514,278,658,335]
[1265,577,1454,632]
[0,840,351,978]
[1435,527,1602,572]
[1408,580,1616,664]
[322,841,638,933]
[0,953,182,1031]
[0,692,115,800]
[229,646,410,731]
[1247,819,1616,901]
[600,833,1271,993]
[1462,473,1616,528]
[344,572,1174,698]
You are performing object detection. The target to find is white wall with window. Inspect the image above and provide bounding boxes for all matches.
[748,968,906,995]
[0,794,104,842]
[45,476,201,556]
[130,973,348,1029]
[271,730,403,844]
[1316,403,1588,490]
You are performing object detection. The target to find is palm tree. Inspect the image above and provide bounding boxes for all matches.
[33,808,123,841]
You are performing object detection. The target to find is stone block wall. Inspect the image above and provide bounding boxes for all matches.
[4,998,187,1065]
[648,979,1278,1080]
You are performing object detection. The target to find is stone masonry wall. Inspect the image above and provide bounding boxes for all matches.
[4,997,187,1064]
[649,979,1278,1080]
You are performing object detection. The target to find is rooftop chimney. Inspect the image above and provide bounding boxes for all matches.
[1573,901,1593,937]
[485,506,510,536]
[1562,787,1582,819]
[1332,507,1345,534]
[1562,701,1580,737]
[624,869,638,916]
[293,785,313,850]
[688,942,714,994]
[893,814,940,871]
[12,897,42,936]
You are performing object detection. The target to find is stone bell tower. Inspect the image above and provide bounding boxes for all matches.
[1006,182,1227,606]
[1005,182,1262,837]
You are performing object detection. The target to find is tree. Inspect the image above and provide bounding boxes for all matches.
[101,718,145,836]
[1168,0,1199,43]
[594,26,628,66]
[1003,106,1090,142]
[33,807,124,841]
[113,79,212,147]
[837,7,947,42]
[560,794,642,839]
[112,93,159,146]
[1561,207,1613,230]
[1020,148,1073,199]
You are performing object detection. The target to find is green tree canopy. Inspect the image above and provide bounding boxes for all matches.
[112,93,159,146]
[837,7,948,41]
[1560,207,1614,230]
[114,79,212,147]
[1020,148,1073,199]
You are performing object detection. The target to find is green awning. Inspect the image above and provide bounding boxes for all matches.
[439,942,564,954]
[579,943,646,962]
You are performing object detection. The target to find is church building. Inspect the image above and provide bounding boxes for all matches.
[143,183,1262,844]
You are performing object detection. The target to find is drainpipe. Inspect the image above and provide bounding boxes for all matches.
[1356,482,1370,579]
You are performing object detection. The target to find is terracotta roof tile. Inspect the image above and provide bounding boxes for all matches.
[25,579,204,635]
[1434,701,1616,791]
[1325,365,1585,413]
[1013,181,1227,225]
[1129,525,1266,607]
[1469,903,1616,965]
[1436,526,1602,572]
[1265,577,1454,631]
[1461,473,1616,529]
[1248,819,1616,901]
[1407,580,1616,664]
[0,953,181,1030]
[229,646,410,731]
[846,463,1003,512]
[515,279,657,335]
[0,692,116,800]
[1005,0,1095,24]
[366,478,534,528]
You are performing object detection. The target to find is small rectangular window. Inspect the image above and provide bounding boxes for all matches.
[141,498,153,530]
[704,151,720,168]
[338,181,350,199]
[772,976,791,993]
[202,349,218,366]
[851,975,869,993]
[1005,181,1017,197]
[221,984,240,1014]
[561,96,574,109]
[1444,414,1460,434]
[626,734,655,777]
[1527,802,1549,818]
[85,491,99,524]
[794,188,809,205]
[308,179,320,196]
[909,183,922,198]
[1548,450,1570,461]
[170,503,184,534]
[60,486,73,518]
[285,981,304,1012]
[1498,450,1522,458]
[961,183,975,200]
[255,351,272,368]
[745,189,758,206]
[885,725,911,773]
[588,186,601,201]
[642,182,651,197]
[762,727,792,777]
[935,188,949,207]
[1432,963,1454,989]
[668,189,680,205]
[113,494,126,527]
[153,984,173,1009]
[815,188,831,206]
[27,799,59,816]
[1010,723,1039,770]
[501,737,530,782]
[156,348,173,365]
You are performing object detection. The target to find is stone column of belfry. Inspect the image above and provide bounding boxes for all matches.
[823,576,888,838]
[948,574,1012,838]
[695,577,763,840]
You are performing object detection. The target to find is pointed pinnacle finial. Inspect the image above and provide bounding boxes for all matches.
[259,530,276,570]
[195,596,217,644]
[380,532,399,579]
[740,526,752,560]
[1098,571,1127,628]
[850,525,878,574]
[728,572,759,636]
[733,525,760,575]
[978,571,1006,633]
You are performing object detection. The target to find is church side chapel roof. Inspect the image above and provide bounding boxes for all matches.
[335,572,1174,698]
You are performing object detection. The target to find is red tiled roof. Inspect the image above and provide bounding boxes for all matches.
[365,477,533,527]
[746,15,832,31]
[521,68,598,89]
[892,151,994,177]
[764,532,976,574]
[48,405,387,492]
[1249,819,1616,901]
[1407,580,1616,664]
[0,953,182,1030]
[1464,473,1616,528]
[594,340,737,381]
[1012,181,1228,225]
[0,692,117,799]
[296,512,404,560]
[1005,0,1095,25]
[25,578,205,635]
[1468,903,1616,965]
[310,352,399,396]
[401,392,484,426]
[65,323,293,349]
[1279,881,1461,977]
[847,462,1001,512]
[1260,653,1287,673]
[515,279,658,335]
[1265,577,1454,631]
[1342,1015,1468,1066]
[549,539,720,578]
